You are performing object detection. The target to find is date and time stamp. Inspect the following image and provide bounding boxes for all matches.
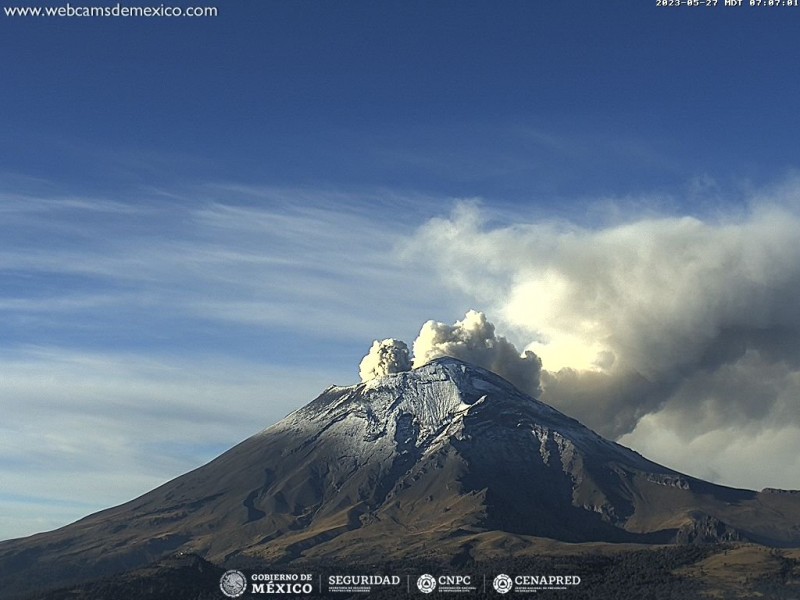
[657,0,799,7]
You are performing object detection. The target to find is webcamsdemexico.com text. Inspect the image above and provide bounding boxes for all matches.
[3,3,218,18]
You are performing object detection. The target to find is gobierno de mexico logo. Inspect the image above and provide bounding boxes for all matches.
[219,570,247,598]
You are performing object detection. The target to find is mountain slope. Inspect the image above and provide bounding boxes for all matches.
[2,358,799,598]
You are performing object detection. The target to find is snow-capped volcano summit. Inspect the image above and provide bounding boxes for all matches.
[277,356,662,504]
[2,358,800,597]
[281,357,556,462]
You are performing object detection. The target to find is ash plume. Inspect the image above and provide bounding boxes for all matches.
[412,310,543,396]
[359,338,412,381]
[359,311,542,397]
[401,197,800,490]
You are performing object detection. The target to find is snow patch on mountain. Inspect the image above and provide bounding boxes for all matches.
[272,357,661,484]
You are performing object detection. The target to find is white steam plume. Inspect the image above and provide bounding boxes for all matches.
[412,310,542,396]
[359,338,412,381]
[401,197,800,490]
[405,201,800,434]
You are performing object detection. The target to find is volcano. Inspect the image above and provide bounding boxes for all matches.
[2,357,800,598]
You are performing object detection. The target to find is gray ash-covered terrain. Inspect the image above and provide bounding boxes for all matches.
[2,357,800,598]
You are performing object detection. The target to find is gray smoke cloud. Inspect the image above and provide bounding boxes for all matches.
[359,311,542,397]
[359,338,412,381]
[412,310,542,396]
[402,197,800,489]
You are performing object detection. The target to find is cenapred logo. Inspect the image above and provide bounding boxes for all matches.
[493,573,581,594]
[416,573,437,594]
[493,573,513,594]
[219,570,247,598]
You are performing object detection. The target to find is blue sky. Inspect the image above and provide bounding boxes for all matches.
[5,1,800,202]
[3,1,800,540]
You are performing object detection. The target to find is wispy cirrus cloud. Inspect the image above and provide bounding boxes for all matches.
[0,183,465,540]
[0,185,457,346]
[0,345,343,540]
[8,174,798,542]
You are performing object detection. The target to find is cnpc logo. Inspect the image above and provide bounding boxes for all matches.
[416,573,472,593]
[416,574,436,594]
